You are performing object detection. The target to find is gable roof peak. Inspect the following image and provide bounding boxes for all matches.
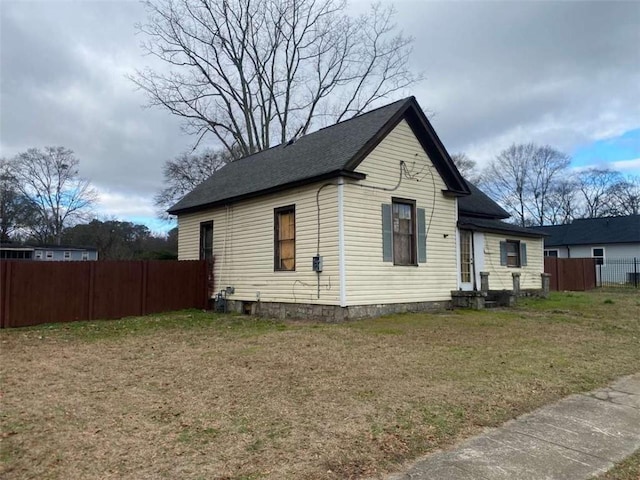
[168,95,468,215]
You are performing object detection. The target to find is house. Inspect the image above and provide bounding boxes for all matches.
[169,97,546,320]
[0,243,98,261]
[531,216,640,261]
[532,215,640,285]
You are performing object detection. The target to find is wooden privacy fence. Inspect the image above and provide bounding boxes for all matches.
[544,257,596,291]
[0,260,209,328]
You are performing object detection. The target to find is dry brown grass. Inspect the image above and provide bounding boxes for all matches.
[1,289,639,479]
[596,449,640,480]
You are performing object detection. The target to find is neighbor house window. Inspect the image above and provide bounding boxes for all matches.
[82,252,89,261]
[45,251,53,260]
[64,251,71,260]
[544,249,559,257]
[592,247,605,266]
[35,251,43,260]
[392,199,416,265]
[199,221,214,261]
[274,205,295,271]
[500,240,527,267]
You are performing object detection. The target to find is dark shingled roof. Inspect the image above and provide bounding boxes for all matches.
[458,182,510,219]
[530,216,640,246]
[458,216,546,238]
[169,97,469,214]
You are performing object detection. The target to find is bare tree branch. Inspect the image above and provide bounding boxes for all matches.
[131,0,420,158]
[154,148,233,218]
[10,147,97,244]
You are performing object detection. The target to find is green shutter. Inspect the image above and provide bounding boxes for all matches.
[500,241,507,266]
[520,242,527,266]
[417,208,426,263]
[382,204,392,262]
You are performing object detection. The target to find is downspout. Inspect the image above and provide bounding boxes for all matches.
[338,177,347,307]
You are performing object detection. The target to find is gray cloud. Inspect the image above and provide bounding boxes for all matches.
[0,1,192,200]
[1,0,638,224]
[404,1,640,161]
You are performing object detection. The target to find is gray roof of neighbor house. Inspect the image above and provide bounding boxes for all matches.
[169,97,470,214]
[530,216,640,246]
[0,243,97,251]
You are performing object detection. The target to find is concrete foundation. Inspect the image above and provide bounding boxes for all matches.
[224,299,451,322]
[451,288,545,309]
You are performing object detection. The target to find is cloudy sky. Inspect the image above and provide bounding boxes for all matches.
[1,0,639,233]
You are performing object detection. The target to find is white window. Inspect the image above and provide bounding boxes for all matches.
[45,251,53,260]
[592,247,605,266]
[35,251,43,260]
[64,251,71,260]
[544,249,559,258]
[82,252,89,261]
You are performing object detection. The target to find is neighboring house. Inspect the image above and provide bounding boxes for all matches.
[169,96,545,320]
[0,244,98,261]
[532,216,640,285]
[532,216,640,261]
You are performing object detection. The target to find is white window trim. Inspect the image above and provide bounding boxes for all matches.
[544,249,559,257]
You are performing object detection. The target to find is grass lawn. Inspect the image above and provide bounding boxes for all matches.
[1,289,639,479]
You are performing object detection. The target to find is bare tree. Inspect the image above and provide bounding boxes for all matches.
[0,158,39,241]
[155,148,231,217]
[11,147,97,245]
[608,174,640,216]
[481,143,570,226]
[132,0,419,157]
[482,144,534,226]
[525,145,571,225]
[545,177,579,225]
[576,168,622,218]
[450,152,479,184]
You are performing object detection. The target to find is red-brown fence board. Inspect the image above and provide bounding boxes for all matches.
[0,260,209,328]
[544,257,596,291]
[92,261,145,320]
[145,260,208,314]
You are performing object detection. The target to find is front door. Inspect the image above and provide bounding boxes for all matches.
[459,229,474,291]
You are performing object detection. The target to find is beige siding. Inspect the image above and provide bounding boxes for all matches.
[343,119,459,305]
[178,182,341,305]
[483,233,544,290]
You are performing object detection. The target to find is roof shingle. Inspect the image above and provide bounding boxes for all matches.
[168,97,469,214]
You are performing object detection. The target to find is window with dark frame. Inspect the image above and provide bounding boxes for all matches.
[544,250,559,257]
[592,247,605,266]
[274,205,295,271]
[392,199,416,265]
[505,240,520,267]
[199,221,214,261]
